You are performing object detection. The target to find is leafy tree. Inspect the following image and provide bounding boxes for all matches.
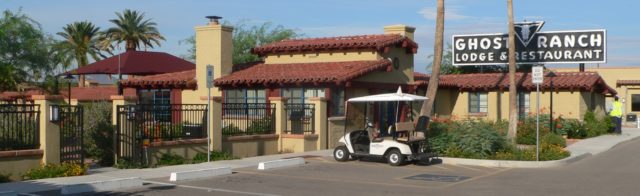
[56,21,106,87]
[102,9,164,51]
[180,22,301,64]
[0,9,50,91]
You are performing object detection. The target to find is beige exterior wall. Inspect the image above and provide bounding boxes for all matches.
[281,135,318,153]
[441,90,601,121]
[355,47,415,84]
[0,155,42,180]
[554,67,640,116]
[222,136,279,158]
[147,142,207,166]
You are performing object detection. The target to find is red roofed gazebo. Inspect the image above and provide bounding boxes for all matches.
[67,51,194,76]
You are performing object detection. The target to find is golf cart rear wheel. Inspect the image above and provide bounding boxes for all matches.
[387,149,405,166]
[334,146,350,162]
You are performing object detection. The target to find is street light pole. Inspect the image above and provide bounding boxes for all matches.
[64,73,74,105]
[547,71,557,133]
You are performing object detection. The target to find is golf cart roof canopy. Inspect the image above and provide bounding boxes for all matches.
[347,87,428,102]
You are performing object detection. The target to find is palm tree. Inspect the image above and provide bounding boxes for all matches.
[420,0,445,116]
[57,21,104,87]
[506,0,519,143]
[102,9,165,51]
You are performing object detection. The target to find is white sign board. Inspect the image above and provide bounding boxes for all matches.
[532,66,544,84]
[206,65,214,88]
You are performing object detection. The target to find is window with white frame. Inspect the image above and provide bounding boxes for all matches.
[468,92,488,113]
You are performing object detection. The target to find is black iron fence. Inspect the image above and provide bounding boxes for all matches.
[0,104,40,151]
[222,103,275,136]
[284,104,315,134]
[118,104,208,142]
[53,105,84,164]
[116,104,207,166]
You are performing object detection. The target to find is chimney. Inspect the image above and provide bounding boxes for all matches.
[384,24,416,40]
[195,16,233,96]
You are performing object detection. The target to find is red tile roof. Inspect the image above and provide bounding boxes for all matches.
[61,86,136,101]
[120,70,197,89]
[68,51,195,75]
[252,34,418,56]
[215,59,392,87]
[0,90,43,101]
[414,72,617,95]
[616,80,640,87]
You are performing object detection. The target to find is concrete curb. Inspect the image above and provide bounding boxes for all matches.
[440,152,592,168]
[258,157,305,170]
[60,177,143,195]
[0,191,16,196]
[169,167,232,182]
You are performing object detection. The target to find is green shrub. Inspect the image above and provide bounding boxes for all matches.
[494,146,536,161]
[222,123,242,135]
[559,118,586,139]
[81,102,114,166]
[246,117,274,134]
[157,153,186,166]
[517,114,551,145]
[23,163,88,180]
[429,120,507,159]
[115,158,145,169]
[86,123,115,166]
[539,144,570,161]
[0,173,11,183]
[541,133,567,147]
[192,151,237,163]
[583,111,610,137]
[493,144,569,161]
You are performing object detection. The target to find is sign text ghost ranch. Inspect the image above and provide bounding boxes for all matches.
[452,30,606,66]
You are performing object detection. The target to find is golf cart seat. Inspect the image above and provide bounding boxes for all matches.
[395,122,425,142]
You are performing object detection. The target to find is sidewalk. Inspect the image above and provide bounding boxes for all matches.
[0,150,332,194]
[1,128,639,194]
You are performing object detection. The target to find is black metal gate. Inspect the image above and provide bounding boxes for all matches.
[116,104,208,166]
[54,105,84,164]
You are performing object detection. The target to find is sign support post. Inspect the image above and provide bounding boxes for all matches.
[532,66,544,162]
[206,65,214,162]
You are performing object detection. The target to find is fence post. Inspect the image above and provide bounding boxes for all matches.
[210,96,223,152]
[308,97,327,150]
[110,96,137,125]
[269,97,287,152]
[32,95,63,164]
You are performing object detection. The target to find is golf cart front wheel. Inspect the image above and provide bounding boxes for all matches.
[334,146,350,162]
[387,149,405,166]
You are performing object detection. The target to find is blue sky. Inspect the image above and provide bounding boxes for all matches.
[3,0,639,72]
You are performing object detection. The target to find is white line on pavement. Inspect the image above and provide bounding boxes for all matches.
[143,180,281,196]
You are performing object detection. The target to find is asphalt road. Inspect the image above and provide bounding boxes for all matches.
[68,137,640,196]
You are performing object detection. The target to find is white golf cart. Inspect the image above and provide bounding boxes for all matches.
[333,87,437,166]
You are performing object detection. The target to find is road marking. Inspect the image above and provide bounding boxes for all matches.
[238,170,442,189]
[143,180,280,196]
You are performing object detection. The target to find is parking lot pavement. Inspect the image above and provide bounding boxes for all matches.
[103,156,510,196]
